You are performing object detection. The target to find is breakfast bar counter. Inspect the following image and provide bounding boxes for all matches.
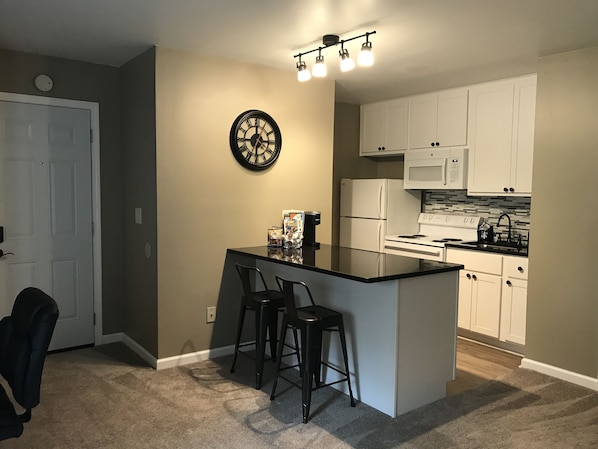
[226,245,463,418]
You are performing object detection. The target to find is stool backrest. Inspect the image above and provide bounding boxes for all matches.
[235,264,270,297]
[275,276,316,319]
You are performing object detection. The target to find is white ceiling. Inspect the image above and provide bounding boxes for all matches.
[2,0,598,104]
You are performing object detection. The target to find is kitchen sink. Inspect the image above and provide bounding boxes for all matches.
[459,241,528,255]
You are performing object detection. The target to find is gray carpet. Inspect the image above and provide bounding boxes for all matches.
[2,343,597,448]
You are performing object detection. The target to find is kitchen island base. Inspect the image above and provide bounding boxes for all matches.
[255,261,458,418]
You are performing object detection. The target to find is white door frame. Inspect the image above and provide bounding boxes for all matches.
[0,91,103,346]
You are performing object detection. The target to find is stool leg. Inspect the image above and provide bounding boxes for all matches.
[337,319,356,407]
[292,328,301,375]
[270,317,289,401]
[230,304,247,373]
[313,328,323,388]
[302,325,318,424]
[267,307,279,362]
[255,304,269,390]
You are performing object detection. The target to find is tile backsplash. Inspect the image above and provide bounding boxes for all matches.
[423,190,531,243]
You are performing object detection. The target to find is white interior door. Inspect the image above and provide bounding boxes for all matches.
[0,100,94,350]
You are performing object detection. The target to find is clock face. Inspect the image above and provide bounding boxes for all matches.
[229,110,282,170]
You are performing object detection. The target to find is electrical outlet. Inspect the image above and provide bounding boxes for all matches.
[206,306,216,323]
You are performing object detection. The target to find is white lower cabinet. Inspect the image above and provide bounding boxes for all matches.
[446,249,503,338]
[500,257,529,344]
[469,272,502,338]
[447,249,528,344]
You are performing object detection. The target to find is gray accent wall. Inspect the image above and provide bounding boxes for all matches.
[332,103,377,245]
[526,46,598,378]
[0,49,125,335]
[121,48,158,356]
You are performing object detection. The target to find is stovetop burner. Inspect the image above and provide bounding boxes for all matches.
[436,238,463,242]
[398,234,427,238]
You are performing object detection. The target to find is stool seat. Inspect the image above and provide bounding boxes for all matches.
[230,264,286,390]
[270,276,355,424]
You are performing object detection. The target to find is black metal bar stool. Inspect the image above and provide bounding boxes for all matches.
[270,276,355,424]
[230,264,286,390]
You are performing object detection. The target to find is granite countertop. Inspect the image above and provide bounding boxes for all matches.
[445,241,528,257]
[227,244,463,284]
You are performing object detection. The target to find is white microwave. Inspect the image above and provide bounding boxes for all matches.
[403,148,468,189]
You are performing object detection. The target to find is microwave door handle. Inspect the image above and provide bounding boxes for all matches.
[442,159,447,186]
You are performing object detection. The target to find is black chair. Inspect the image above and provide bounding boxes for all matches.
[270,276,355,424]
[0,287,59,441]
[230,264,288,390]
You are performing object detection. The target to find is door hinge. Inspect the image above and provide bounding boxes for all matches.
[93,312,96,325]
[91,221,94,235]
[90,129,93,143]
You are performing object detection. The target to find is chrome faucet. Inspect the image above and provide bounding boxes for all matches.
[496,213,512,243]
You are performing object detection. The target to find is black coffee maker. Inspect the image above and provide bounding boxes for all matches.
[303,211,321,248]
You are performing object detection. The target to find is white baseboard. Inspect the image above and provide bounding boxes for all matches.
[100,333,235,370]
[520,357,598,391]
[155,345,235,370]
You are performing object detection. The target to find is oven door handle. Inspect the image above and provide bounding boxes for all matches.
[384,245,442,258]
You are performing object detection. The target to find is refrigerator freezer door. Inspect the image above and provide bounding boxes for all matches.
[340,178,387,220]
[339,217,386,252]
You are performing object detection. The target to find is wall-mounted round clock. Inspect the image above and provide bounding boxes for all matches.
[229,109,282,170]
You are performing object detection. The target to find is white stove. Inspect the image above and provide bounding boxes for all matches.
[384,213,482,261]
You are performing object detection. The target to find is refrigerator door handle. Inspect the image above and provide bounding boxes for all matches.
[378,184,383,218]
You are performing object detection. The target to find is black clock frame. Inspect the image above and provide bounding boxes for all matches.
[229,109,282,171]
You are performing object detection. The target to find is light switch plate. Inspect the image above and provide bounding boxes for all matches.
[134,207,142,224]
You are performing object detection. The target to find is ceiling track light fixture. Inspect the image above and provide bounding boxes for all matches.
[294,30,376,82]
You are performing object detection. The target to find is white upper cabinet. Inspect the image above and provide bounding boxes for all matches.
[360,98,409,156]
[467,74,537,196]
[408,88,468,149]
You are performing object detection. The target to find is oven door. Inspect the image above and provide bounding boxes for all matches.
[384,241,445,262]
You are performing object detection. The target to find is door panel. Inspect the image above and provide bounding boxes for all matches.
[0,100,94,350]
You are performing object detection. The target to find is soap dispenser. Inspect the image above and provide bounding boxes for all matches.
[477,219,494,243]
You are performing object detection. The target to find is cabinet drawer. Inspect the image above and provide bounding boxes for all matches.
[503,256,528,280]
[446,249,502,275]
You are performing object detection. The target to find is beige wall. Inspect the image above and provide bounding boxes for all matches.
[154,48,335,358]
[526,46,598,377]
[0,49,125,334]
[121,48,159,355]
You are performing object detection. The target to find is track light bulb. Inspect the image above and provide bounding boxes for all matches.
[358,41,374,67]
[296,60,311,82]
[339,48,355,72]
[312,54,327,78]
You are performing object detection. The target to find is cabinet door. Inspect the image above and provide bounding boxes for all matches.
[408,93,438,149]
[437,88,468,147]
[470,272,502,338]
[510,75,537,195]
[360,103,386,155]
[385,99,409,152]
[500,278,527,344]
[457,272,473,329]
[467,80,514,195]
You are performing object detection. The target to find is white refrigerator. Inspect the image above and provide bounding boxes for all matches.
[339,178,421,252]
